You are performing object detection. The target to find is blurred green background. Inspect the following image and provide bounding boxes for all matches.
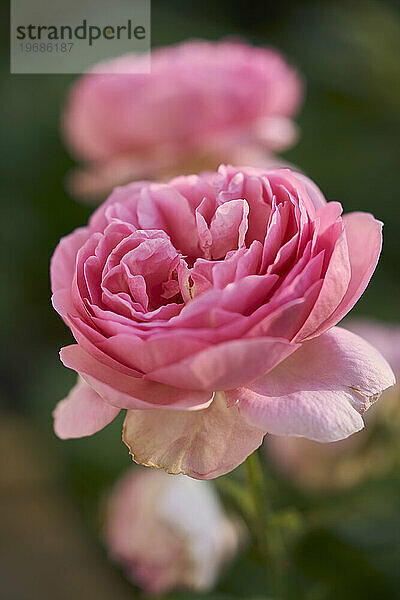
[1,0,400,598]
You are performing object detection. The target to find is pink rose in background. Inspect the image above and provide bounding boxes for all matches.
[51,164,394,479]
[62,40,303,200]
[104,468,242,594]
[265,318,400,492]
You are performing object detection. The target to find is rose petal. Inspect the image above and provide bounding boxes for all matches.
[290,172,327,211]
[50,227,89,293]
[228,326,395,442]
[98,334,209,374]
[53,379,120,439]
[122,392,265,479]
[295,230,351,341]
[60,344,214,410]
[147,337,299,391]
[210,199,249,259]
[137,184,200,257]
[304,213,382,339]
[234,389,364,442]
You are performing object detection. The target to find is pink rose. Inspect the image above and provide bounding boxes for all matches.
[62,40,303,199]
[265,318,400,492]
[51,165,394,479]
[104,468,242,594]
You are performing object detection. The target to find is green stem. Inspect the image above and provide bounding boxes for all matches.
[245,451,288,599]
[245,451,269,553]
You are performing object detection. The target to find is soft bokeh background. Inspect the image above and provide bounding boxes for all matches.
[1,0,399,598]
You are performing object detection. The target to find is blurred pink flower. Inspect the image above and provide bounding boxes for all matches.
[266,318,400,492]
[104,468,242,594]
[62,40,303,200]
[51,165,394,479]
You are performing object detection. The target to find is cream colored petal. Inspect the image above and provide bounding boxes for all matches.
[122,392,265,479]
